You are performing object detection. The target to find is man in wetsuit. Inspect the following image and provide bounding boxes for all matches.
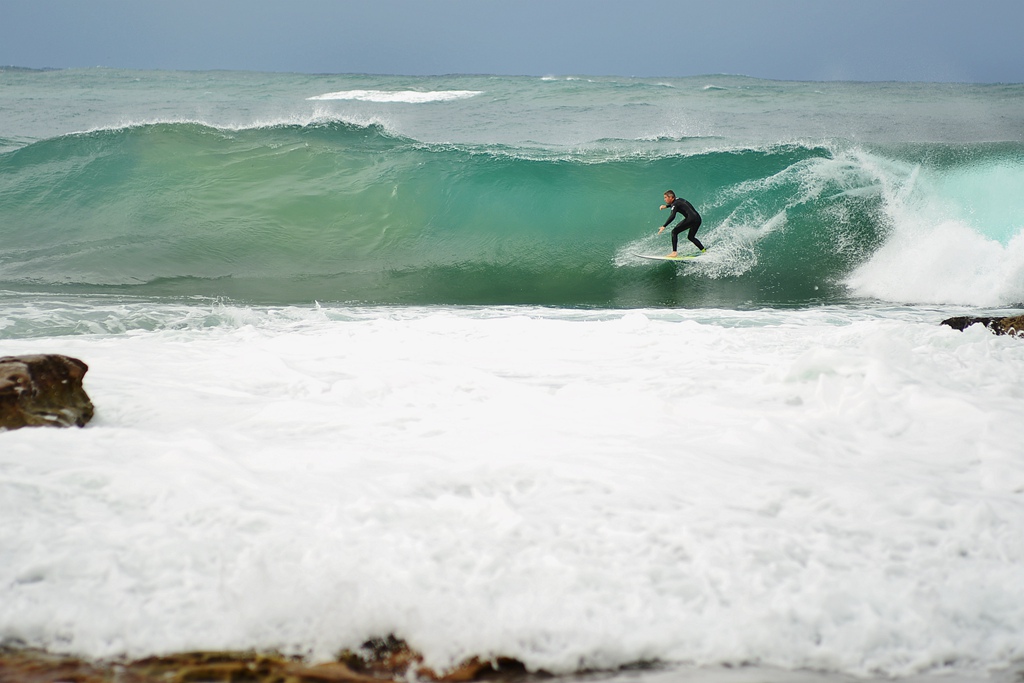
[658,190,706,257]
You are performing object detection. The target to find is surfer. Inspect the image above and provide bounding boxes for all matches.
[658,190,706,257]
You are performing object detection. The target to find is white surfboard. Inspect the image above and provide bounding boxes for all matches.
[633,253,703,262]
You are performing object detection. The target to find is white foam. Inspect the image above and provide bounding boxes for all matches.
[845,158,1024,306]
[72,108,398,135]
[2,303,1023,678]
[306,90,482,103]
[847,221,1024,306]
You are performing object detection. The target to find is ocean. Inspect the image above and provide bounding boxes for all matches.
[1,68,1023,682]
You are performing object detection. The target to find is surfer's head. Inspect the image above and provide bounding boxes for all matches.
[664,190,675,202]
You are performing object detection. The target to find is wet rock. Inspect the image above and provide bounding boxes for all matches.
[0,647,111,683]
[0,354,95,431]
[342,636,533,682]
[998,315,1024,336]
[941,315,1024,337]
[0,638,538,683]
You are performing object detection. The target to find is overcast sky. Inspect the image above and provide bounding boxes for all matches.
[2,0,1022,82]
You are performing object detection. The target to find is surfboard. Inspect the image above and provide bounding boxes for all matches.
[633,253,703,262]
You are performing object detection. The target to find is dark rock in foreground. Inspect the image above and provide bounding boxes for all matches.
[0,354,95,431]
[0,638,538,683]
[941,315,1024,337]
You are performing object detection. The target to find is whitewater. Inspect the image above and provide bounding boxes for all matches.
[1,69,1023,682]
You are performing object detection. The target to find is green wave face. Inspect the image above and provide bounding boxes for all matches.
[1,122,1022,307]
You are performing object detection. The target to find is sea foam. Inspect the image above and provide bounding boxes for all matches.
[1,304,1023,677]
[846,157,1024,306]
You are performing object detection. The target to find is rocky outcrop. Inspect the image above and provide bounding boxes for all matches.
[0,638,536,683]
[941,315,1024,337]
[0,354,95,431]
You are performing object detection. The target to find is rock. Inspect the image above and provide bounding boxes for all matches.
[941,315,1024,337]
[340,636,532,682]
[0,639,539,683]
[940,316,999,332]
[997,315,1024,336]
[0,354,95,431]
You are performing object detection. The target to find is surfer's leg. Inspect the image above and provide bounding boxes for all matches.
[687,225,705,251]
[686,218,705,251]
[670,225,683,253]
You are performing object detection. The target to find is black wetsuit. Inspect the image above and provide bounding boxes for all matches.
[662,197,705,252]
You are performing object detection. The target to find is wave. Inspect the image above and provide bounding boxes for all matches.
[1,121,1022,308]
[307,90,482,103]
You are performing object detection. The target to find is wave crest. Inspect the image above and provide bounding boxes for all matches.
[306,89,482,103]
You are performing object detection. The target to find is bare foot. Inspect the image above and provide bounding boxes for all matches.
[667,251,678,257]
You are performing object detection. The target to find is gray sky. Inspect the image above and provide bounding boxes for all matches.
[2,0,1022,82]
